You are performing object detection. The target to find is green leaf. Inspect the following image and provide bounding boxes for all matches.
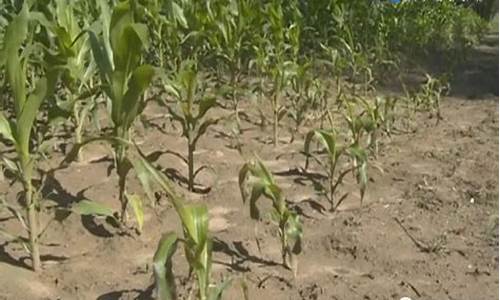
[172,2,188,28]
[1,156,18,173]
[130,147,184,211]
[87,30,113,89]
[180,204,209,246]
[113,25,144,72]
[127,193,144,233]
[0,112,14,142]
[17,78,48,156]
[72,199,115,218]
[121,65,155,130]
[197,96,217,120]
[153,232,178,300]
[286,213,303,255]
[4,2,29,115]
[193,118,220,146]
[248,182,265,219]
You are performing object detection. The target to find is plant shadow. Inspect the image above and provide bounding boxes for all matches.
[212,238,281,273]
[0,241,69,271]
[96,284,154,300]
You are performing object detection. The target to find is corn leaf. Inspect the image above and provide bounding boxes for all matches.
[4,3,28,115]
[121,65,155,129]
[72,199,115,218]
[17,78,48,156]
[127,193,144,233]
[153,232,178,300]
[0,112,14,142]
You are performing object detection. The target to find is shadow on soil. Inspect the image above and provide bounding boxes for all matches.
[96,284,154,300]
[212,238,282,272]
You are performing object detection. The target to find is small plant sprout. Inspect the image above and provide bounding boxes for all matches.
[418,74,450,123]
[239,157,303,276]
[304,129,368,211]
[163,60,220,192]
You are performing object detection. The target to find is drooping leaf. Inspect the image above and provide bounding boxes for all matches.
[72,199,115,218]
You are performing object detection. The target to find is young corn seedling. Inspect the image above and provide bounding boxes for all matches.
[153,204,232,300]
[130,157,230,300]
[163,60,220,192]
[63,1,155,227]
[287,62,323,143]
[342,105,372,204]
[0,4,59,272]
[418,74,449,124]
[304,129,368,211]
[239,157,303,276]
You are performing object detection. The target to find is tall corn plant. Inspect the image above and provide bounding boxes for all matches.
[264,1,296,147]
[0,4,59,272]
[163,60,219,192]
[207,0,253,132]
[33,0,96,161]
[66,1,155,224]
[239,157,303,276]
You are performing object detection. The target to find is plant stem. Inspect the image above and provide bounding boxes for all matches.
[273,92,279,147]
[25,178,40,272]
[115,129,129,223]
[231,70,240,132]
[188,140,195,192]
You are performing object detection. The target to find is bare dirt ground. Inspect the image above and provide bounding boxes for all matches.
[0,35,498,300]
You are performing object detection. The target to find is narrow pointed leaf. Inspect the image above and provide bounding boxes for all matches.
[72,199,115,218]
[153,232,178,300]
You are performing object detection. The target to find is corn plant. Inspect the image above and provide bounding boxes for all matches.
[416,74,449,123]
[264,1,297,146]
[125,153,230,300]
[238,157,303,276]
[63,1,155,227]
[304,129,368,211]
[207,0,253,132]
[287,62,323,143]
[153,204,231,300]
[163,60,219,192]
[0,4,59,272]
[33,0,96,161]
[142,0,188,69]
